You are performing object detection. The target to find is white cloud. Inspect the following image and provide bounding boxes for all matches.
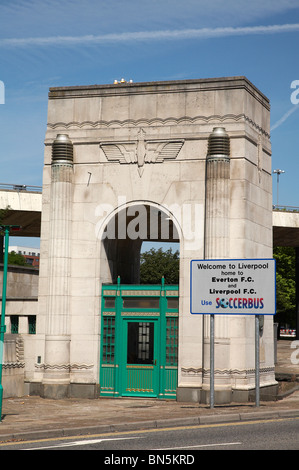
[1,0,299,39]
[1,23,299,48]
[271,105,299,131]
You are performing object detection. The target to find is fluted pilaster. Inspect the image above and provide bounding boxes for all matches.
[205,127,230,259]
[43,135,73,394]
[203,128,231,399]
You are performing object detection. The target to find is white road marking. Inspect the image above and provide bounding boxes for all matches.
[26,436,140,450]
[154,441,242,450]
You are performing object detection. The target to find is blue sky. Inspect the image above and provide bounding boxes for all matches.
[1,0,299,248]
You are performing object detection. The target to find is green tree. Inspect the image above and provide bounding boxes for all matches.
[7,251,27,266]
[273,246,296,327]
[140,247,179,284]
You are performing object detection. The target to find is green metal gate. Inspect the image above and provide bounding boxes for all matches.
[100,278,178,399]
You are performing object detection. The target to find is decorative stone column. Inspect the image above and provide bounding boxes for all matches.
[42,134,73,398]
[205,127,230,259]
[203,127,231,403]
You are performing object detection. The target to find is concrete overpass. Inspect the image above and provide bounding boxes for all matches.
[0,184,42,238]
[273,208,299,247]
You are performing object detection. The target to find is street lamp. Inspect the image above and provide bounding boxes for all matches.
[0,225,20,421]
[273,169,285,207]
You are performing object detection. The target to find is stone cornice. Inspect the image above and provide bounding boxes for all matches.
[48,76,270,109]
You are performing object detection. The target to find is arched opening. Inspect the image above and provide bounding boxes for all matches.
[99,202,181,284]
[98,201,181,399]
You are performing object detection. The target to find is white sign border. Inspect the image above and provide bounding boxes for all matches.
[190,258,276,315]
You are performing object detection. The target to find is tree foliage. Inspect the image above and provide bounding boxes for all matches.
[273,246,296,327]
[140,247,179,284]
[7,251,27,266]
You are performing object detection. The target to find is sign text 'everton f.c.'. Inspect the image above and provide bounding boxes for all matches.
[190,259,276,315]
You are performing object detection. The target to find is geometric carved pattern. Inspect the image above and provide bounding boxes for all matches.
[48,114,270,138]
[35,363,94,371]
[181,366,275,376]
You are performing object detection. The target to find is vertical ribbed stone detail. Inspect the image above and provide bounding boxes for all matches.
[205,127,230,260]
[43,135,73,391]
[204,128,231,392]
[52,134,74,163]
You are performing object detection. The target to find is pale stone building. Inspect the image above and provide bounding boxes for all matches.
[29,77,276,403]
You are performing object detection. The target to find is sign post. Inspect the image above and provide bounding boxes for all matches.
[0,226,9,421]
[210,314,214,408]
[255,315,260,407]
[0,225,21,421]
[190,259,276,408]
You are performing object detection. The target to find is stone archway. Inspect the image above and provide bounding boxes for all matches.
[97,201,181,399]
[97,201,181,285]
[36,77,277,403]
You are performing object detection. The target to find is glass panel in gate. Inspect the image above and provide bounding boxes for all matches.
[124,320,157,396]
[127,322,154,364]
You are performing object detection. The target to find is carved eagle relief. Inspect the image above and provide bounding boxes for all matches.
[100,129,184,176]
